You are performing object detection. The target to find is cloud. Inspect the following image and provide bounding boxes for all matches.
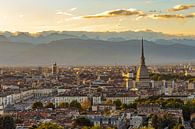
[81,8,195,21]
[56,11,73,16]
[169,4,195,12]
[70,8,77,12]
[82,9,146,19]
[149,13,195,19]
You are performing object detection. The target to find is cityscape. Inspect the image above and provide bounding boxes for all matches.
[0,0,195,129]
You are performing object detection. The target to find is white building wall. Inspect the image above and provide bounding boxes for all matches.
[54,96,88,107]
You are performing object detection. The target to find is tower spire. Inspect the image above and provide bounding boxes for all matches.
[141,37,145,65]
[136,37,149,81]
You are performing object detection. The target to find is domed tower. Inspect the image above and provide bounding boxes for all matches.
[136,38,149,81]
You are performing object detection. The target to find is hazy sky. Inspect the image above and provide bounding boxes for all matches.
[0,0,195,35]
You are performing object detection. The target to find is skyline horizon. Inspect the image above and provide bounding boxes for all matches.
[1,29,195,37]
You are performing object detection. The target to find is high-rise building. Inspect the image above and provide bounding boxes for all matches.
[136,38,149,82]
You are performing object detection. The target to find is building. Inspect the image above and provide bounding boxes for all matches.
[129,116,143,129]
[52,62,58,75]
[54,95,88,107]
[137,104,162,115]
[136,38,149,82]
[92,104,116,112]
[106,95,138,104]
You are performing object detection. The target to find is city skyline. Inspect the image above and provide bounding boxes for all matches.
[0,0,195,35]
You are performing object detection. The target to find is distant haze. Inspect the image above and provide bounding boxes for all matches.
[0,31,194,66]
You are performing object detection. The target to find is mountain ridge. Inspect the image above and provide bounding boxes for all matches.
[0,38,194,66]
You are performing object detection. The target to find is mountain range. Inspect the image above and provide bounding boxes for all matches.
[0,30,195,45]
[0,37,194,66]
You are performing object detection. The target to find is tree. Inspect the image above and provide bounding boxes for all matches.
[121,103,128,109]
[173,124,185,129]
[0,115,16,129]
[58,102,69,108]
[74,117,92,127]
[45,102,55,109]
[182,100,195,121]
[113,99,122,109]
[36,122,63,129]
[82,126,90,129]
[29,125,38,129]
[151,114,159,129]
[15,118,23,124]
[104,107,111,116]
[91,126,103,129]
[105,99,113,105]
[128,103,137,109]
[141,126,155,129]
[81,99,91,110]
[70,100,81,109]
[32,101,43,109]
[151,114,178,129]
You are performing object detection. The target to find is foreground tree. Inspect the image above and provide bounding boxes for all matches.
[0,115,16,129]
[173,124,185,129]
[91,126,103,129]
[82,126,114,129]
[141,126,155,129]
[151,114,177,129]
[35,122,63,129]
[151,114,159,129]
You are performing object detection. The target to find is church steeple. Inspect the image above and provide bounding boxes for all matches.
[141,38,145,65]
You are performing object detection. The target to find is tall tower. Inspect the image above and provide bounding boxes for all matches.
[136,38,149,81]
[52,62,58,75]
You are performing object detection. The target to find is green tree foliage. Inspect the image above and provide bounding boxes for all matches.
[82,126,114,129]
[141,126,155,129]
[163,99,184,108]
[45,102,55,109]
[149,73,192,81]
[0,115,16,129]
[173,124,185,129]
[113,99,122,109]
[35,122,63,129]
[151,114,178,129]
[29,125,38,129]
[127,103,137,109]
[32,101,43,109]
[182,100,195,120]
[70,100,81,109]
[121,103,128,110]
[151,114,159,129]
[91,126,103,129]
[135,97,195,121]
[58,102,69,108]
[74,117,92,127]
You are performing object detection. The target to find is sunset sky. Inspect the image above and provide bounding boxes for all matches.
[0,0,195,35]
